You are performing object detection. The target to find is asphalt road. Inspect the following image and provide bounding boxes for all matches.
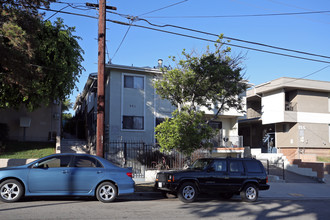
[1,195,330,220]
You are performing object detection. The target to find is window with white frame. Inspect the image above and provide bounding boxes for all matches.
[124,75,144,90]
[122,116,144,130]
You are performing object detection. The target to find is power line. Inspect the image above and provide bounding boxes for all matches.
[299,65,330,79]
[38,7,99,19]
[267,0,330,17]
[45,5,70,21]
[134,17,330,60]
[139,0,189,16]
[143,10,330,18]
[40,7,330,60]
[261,65,330,88]
[108,19,330,64]
[37,8,330,64]
[232,0,330,25]
[111,20,133,60]
[55,1,94,11]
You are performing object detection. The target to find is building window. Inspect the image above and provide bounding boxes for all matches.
[209,121,222,130]
[123,116,144,130]
[124,75,144,90]
[156,118,165,126]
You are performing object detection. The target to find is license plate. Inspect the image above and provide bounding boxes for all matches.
[158,182,163,188]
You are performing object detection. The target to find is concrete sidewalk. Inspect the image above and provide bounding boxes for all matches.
[259,174,330,200]
[133,174,330,200]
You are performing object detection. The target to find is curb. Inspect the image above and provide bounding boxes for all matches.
[129,191,330,201]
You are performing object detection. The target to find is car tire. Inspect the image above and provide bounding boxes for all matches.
[96,182,117,203]
[0,179,24,203]
[220,192,234,200]
[161,190,168,198]
[178,182,198,203]
[240,184,258,202]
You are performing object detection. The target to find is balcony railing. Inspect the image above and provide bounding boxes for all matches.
[285,102,297,111]
[211,135,243,148]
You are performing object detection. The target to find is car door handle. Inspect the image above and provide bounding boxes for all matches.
[97,171,103,174]
[62,170,69,174]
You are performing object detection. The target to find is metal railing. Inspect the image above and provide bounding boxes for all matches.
[285,102,297,111]
[211,136,243,148]
[259,159,285,181]
[104,141,210,178]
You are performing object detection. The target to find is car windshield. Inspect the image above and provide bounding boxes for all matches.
[189,159,213,170]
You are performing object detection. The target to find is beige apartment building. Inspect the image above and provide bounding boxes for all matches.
[239,77,330,162]
[0,103,61,142]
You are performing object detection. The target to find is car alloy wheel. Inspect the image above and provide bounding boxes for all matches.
[240,184,258,202]
[96,182,117,203]
[178,182,197,203]
[0,179,24,203]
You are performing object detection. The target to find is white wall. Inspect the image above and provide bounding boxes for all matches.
[297,112,330,124]
[262,89,285,124]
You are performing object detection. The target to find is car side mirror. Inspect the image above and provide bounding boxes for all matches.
[32,163,39,168]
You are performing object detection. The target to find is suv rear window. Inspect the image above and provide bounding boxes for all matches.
[245,160,263,173]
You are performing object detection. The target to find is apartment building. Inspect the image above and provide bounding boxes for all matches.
[239,77,330,161]
[0,103,61,142]
[75,63,246,154]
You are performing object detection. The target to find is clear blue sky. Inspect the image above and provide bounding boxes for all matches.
[42,0,330,114]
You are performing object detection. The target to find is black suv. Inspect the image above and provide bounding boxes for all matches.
[155,157,270,203]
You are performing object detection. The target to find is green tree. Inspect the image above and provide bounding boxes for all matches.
[0,1,84,111]
[61,99,73,113]
[155,109,214,155]
[61,99,74,134]
[154,38,247,155]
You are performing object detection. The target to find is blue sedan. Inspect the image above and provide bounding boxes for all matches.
[0,153,135,203]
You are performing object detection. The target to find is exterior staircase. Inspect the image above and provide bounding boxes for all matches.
[58,139,89,154]
[251,149,317,178]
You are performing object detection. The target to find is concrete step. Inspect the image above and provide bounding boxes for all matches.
[61,140,87,146]
[286,164,317,177]
[252,150,317,178]
[59,139,89,154]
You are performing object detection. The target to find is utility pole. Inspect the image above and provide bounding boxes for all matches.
[96,0,106,158]
[86,1,116,158]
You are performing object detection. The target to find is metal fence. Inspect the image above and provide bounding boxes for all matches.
[259,159,285,181]
[104,141,210,178]
[211,135,243,148]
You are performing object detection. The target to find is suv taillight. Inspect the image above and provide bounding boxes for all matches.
[126,172,133,178]
[266,176,268,183]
